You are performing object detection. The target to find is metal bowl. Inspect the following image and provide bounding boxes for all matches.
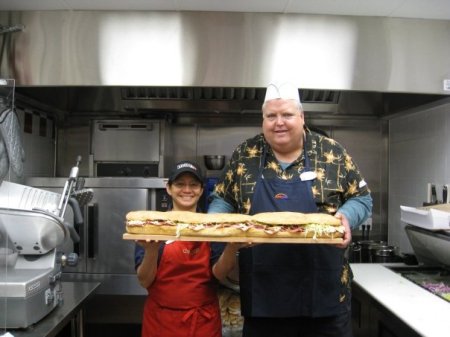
[204,155,225,170]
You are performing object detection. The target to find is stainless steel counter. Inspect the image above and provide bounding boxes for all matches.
[2,282,100,337]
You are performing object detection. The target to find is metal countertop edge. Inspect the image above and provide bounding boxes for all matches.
[5,281,100,337]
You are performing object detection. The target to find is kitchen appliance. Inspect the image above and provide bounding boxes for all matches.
[90,120,167,177]
[0,159,84,328]
[404,225,450,267]
[388,223,450,303]
[25,176,169,296]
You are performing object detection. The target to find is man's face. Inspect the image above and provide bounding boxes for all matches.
[262,99,304,152]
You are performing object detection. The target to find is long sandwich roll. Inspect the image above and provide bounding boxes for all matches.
[126,210,253,237]
[126,211,180,236]
[248,212,344,239]
[126,211,344,239]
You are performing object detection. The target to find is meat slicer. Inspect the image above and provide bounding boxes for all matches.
[0,157,92,328]
[392,205,450,303]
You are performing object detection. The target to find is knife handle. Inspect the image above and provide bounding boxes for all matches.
[431,184,437,203]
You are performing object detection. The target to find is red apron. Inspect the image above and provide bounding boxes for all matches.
[141,241,222,337]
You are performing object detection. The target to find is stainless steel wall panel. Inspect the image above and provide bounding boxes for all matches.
[1,11,450,94]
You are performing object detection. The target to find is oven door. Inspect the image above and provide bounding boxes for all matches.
[83,187,147,274]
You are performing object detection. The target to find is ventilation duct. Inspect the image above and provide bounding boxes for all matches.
[120,87,341,114]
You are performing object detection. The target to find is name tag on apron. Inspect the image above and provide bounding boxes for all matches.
[300,171,317,181]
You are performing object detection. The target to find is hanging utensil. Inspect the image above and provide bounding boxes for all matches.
[57,156,82,218]
[431,184,437,204]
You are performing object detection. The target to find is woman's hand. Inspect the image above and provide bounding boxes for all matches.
[136,240,162,288]
[136,239,162,251]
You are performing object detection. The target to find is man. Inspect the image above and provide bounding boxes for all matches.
[208,82,372,337]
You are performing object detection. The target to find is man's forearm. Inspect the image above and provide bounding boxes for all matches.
[337,194,373,229]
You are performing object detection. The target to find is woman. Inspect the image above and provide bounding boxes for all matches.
[135,160,235,337]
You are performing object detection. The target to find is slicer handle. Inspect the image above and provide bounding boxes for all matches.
[68,197,84,226]
[64,222,80,244]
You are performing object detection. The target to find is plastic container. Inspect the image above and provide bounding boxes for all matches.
[400,205,450,230]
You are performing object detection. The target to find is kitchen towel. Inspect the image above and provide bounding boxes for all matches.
[0,102,25,178]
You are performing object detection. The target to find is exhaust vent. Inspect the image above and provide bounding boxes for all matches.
[121,87,339,104]
[119,86,341,115]
[121,87,266,101]
[301,90,340,104]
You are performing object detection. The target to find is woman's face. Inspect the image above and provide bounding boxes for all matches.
[166,172,203,212]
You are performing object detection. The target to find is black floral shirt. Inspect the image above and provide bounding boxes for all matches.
[214,128,370,215]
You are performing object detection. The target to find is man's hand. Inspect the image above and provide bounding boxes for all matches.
[334,212,352,249]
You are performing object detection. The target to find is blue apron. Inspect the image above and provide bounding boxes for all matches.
[239,142,347,318]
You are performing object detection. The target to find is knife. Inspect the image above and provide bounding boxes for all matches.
[431,184,437,204]
[443,185,448,204]
[430,184,437,204]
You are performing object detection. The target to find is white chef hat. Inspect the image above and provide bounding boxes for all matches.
[264,82,302,108]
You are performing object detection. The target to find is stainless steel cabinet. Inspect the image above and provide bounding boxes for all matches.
[82,187,147,274]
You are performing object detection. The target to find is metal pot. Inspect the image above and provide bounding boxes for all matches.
[347,242,362,263]
[357,240,388,263]
[370,245,398,263]
[204,155,225,170]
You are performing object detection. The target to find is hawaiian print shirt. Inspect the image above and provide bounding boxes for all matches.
[214,128,371,216]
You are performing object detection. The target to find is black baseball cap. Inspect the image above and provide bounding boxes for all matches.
[168,160,204,184]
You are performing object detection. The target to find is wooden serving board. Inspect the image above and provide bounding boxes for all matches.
[123,233,343,244]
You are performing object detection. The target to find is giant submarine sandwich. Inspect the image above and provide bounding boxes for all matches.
[125,210,344,240]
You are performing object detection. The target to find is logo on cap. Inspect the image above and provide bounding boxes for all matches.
[177,163,197,171]
[274,193,288,200]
